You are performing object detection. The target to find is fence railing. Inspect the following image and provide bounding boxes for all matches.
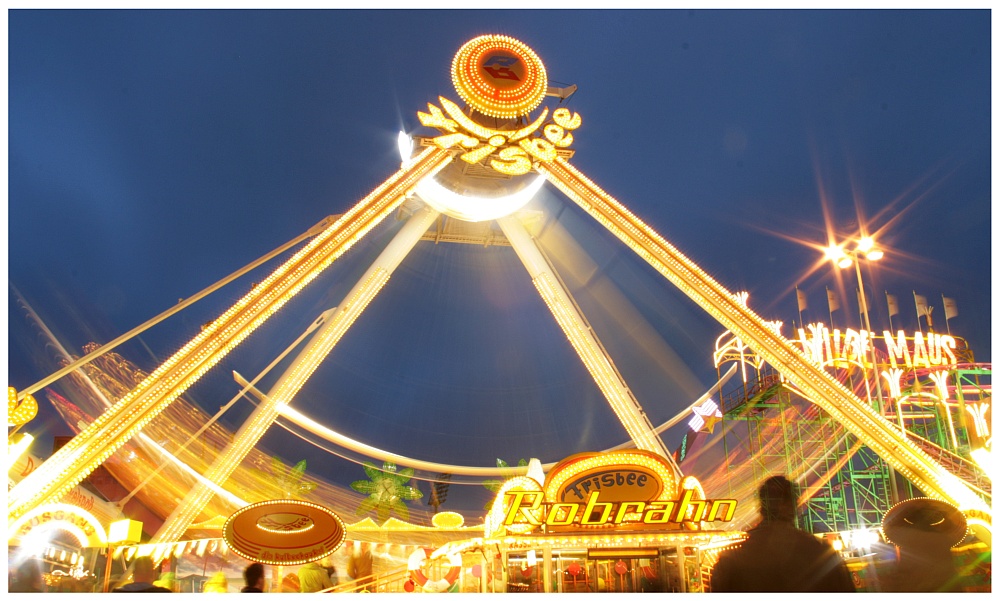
[320,566,409,594]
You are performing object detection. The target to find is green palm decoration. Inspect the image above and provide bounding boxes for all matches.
[350,461,423,524]
[251,457,317,500]
[482,458,527,509]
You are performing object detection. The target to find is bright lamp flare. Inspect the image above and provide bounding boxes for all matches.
[7,433,34,473]
[970,447,990,471]
[856,236,875,253]
[415,174,545,223]
[397,132,414,165]
[824,245,845,262]
[837,257,853,269]
[398,131,547,221]
[865,249,884,261]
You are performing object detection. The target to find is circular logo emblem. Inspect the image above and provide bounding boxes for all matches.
[223,500,346,566]
[255,512,315,533]
[452,35,548,119]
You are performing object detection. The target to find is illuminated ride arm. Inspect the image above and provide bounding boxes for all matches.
[150,205,441,544]
[7,147,453,526]
[538,157,991,526]
[498,215,679,479]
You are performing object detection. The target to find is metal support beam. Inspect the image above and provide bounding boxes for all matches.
[498,215,677,476]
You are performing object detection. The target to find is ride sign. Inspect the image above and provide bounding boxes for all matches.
[491,450,737,533]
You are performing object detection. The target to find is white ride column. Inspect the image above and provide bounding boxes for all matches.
[498,216,677,475]
[152,206,440,543]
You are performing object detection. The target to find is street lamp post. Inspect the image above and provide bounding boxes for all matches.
[825,237,901,506]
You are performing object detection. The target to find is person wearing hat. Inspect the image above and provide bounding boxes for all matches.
[711,476,855,592]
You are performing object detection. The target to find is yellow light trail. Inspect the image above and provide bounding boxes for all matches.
[499,216,676,473]
[540,157,990,524]
[8,147,452,526]
[152,207,439,543]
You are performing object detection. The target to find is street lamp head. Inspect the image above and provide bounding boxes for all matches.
[856,236,876,253]
[837,257,853,269]
[825,244,846,263]
[864,249,884,261]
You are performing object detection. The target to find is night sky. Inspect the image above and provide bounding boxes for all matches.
[7,10,992,514]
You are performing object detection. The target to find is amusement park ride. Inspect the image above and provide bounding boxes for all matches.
[8,34,991,592]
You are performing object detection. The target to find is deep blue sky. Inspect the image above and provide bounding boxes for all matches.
[7,10,991,512]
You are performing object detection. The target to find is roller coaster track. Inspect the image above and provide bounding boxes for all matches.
[718,373,785,415]
[904,435,991,500]
[718,368,991,504]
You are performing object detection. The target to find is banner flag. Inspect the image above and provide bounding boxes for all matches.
[943,296,958,320]
[826,287,840,312]
[914,293,929,317]
[796,287,808,312]
[886,293,899,317]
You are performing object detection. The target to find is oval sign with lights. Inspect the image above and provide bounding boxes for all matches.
[545,450,677,505]
[223,500,346,566]
[452,35,548,119]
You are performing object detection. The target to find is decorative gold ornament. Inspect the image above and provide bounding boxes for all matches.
[8,386,38,427]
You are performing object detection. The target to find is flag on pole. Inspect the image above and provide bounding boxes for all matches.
[796,287,808,312]
[886,293,899,317]
[827,287,840,312]
[914,293,929,317]
[942,296,958,320]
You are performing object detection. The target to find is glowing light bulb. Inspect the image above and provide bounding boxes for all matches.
[824,244,845,262]
[970,447,990,471]
[865,249,884,261]
[837,257,853,269]
[397,132,413,166]
[856,236,875,253]
[415,174,545,223]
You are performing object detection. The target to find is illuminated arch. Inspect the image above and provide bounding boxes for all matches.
[8,503,108,548]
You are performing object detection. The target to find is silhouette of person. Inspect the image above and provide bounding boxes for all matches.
[347,542,375,592]
[11,559,44,592]
[297,561,333,592]
[152,571,177,592]
[710,475,855,592]
[113,556,172,592]
[280,573,300,592]
[241,563,266,592]
[202,572,229,593]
